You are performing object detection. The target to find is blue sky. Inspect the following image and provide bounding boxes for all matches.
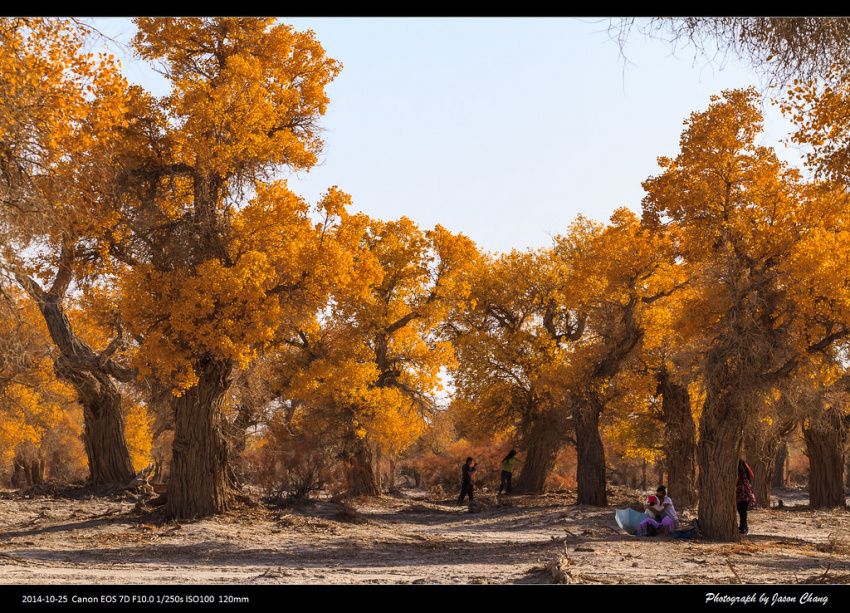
[94,17,802,255]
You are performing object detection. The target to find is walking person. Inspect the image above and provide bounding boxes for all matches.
[498,449,522,495]
[458,457,476,506]
[736,459,756,534]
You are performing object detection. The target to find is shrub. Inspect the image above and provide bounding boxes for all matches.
[416,437,512,494]
[244,435,329,504]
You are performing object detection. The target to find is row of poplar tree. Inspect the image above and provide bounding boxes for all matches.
[3,18,850,541]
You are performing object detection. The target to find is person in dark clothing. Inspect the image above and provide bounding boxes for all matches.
[458,457,476,505]
[736,459,756,534]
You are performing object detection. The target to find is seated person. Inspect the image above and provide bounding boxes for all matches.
[639,486,679,536]
[644,494,663,519]
[637,514,676,536]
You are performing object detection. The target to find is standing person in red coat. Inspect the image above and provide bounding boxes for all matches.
[736,459,756,535]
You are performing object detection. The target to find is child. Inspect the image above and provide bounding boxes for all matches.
[644,493,663,519]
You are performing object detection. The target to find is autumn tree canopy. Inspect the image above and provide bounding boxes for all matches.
[1,17,140,487]
[103,18,347,519]
[642,87,850,539]
[5,19,850,541]
[275,216,478,495]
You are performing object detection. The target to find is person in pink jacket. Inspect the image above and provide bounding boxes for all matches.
[736,459,756,535]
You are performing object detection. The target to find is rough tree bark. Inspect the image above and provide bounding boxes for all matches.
[696,359,747,542]
[161,167,239,519]
[744,413,796,508]
[657,368,698,508]
[803,399,847,509]
[694,270,792,540]
[166,357,234,519]
[513,409,565,494]
[340,428,381,497]
[574,396,608,506]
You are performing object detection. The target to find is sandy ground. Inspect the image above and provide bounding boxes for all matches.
[1,484,849,591]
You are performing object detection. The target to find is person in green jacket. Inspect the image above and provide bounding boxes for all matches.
[498,449,522,495]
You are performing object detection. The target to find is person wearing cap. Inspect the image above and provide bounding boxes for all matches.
[644,493,663,519]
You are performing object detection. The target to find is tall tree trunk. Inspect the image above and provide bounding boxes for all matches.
[17,272,135,488]
[803,402,847,509]
[574,397,607,506]
[375,446,383,493]
[744,414,796,509]
[512,410,564,494]
[696,392,745,541]
[166,358,233,519]
[568,298,642,506]
[658,369,697,508]
[773,440,789,489]
[388,458,397,492]
[744,438,775,509]
[341,429,381,497]
[62,364,137,487]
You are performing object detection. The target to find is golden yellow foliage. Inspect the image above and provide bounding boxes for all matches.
[277,216,478,461]
[122,398,153,472]
[131,17,340,178]
[0,293,85,478]
[104,19,344,400]
[643,87,850,380]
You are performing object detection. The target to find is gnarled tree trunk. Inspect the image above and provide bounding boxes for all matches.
[697,389,746,542]
[17,271,135,488]
[340,429,381,497]
[166,358,233,519]
[60,362,137,487]
[803,400,847,509]
[512,408,566,494]
[773,439,789,489]
[574,397,607,506]
[570,298,644,507]
[658,369,697,508]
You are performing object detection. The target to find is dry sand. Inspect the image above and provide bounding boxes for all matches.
[1,484,849,605]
